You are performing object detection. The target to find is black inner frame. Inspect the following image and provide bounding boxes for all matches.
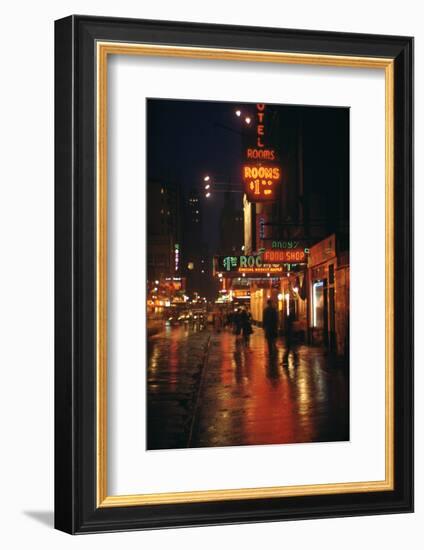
[54,15,413,534]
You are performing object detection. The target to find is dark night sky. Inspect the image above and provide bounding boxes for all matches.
[147,98,349,251]
[147,99,251,250]
[147,98,244,188]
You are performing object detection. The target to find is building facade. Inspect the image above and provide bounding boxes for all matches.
[238,104,349,357]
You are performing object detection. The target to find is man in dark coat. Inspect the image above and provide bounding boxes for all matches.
[240,308,253,347]
[262,299,278,355]
[233,308,243,336]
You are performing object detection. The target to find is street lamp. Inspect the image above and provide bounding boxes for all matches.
[201,173,242,198]
[204,175,213,198]
[234,109,252,125]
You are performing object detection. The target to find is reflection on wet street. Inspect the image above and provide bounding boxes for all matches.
[147,324,211,450]
[147,325,349,450]
[190,327,349,448]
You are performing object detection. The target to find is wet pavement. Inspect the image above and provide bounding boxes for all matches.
[147,325,349,450]
[147,324,211,450]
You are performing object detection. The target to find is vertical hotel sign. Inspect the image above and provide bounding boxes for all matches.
[243,103,281,202]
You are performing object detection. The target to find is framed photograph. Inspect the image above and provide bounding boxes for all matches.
[54,15,413,534]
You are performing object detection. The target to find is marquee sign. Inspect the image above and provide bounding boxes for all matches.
[213,255,284,278]
[213,249,307,278]
[238,265,284,275]
[216,254,264,272]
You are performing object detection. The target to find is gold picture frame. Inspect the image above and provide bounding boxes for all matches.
[96,42,394,508]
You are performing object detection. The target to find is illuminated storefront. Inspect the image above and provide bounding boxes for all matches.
[307,234,350,356]
[278,271,308,339]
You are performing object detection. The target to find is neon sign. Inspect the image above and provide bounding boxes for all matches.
[243,164,281,201]
[246,148,275,160]
[243,103,281,202]
[271,240,300,249]
[256,103,266,148]
[263,249,307,263]
[222,255,264,271]
[215,251,300,276]
[214,255,286,277]
[244,166,281,180]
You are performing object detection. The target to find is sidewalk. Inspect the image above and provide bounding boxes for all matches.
[189,327,349,448]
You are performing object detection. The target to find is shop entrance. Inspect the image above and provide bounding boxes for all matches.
[311,278,337,351]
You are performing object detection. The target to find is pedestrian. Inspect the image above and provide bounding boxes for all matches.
[213,308,223,333]
[240,308,253,347]
[233,308,242,337]
[226,311,233,329]
[262,299,278,356]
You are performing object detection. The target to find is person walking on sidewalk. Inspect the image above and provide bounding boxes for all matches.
[263,299,278,356]
[240,307,253,347]
[213,308,223,333]
[233,308,243,337]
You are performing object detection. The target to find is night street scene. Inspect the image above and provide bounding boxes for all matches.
[147,98,350,450]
